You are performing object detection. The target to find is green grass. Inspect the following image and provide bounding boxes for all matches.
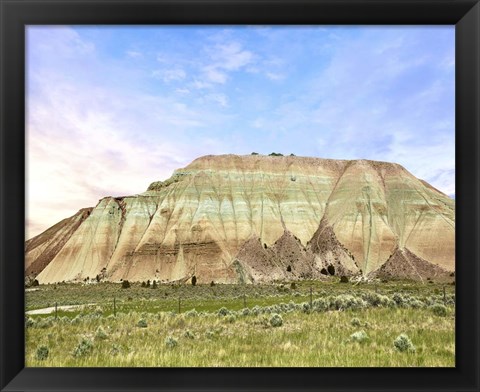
[26,307,454,367]
[25,281,455,367]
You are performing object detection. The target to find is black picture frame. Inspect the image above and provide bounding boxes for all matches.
[1,0,479,391]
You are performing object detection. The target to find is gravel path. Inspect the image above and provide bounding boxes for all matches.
[26,303,96,315]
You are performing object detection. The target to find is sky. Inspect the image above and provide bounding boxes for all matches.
[26,26,455,238]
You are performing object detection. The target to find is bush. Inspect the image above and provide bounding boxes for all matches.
[340,276,349,283]
[165,336,178,348]
[392,293,405,306]
[312,298,328,312]
[205,329,216,339]
[351,317,361,327]
[26,317,36,328]
[251,305,261,316]
[185,309,199,318]
[431,303,448,317]
[290,282,297,290]
[241,308,251,316]
[302,302,311,313]
[350,330,368,343]
[327,265,335,275]
[217,307,230,317]
[184,330,195,339]
[137,319,148,328]
[210,281,215,287]
[37,318,53,329]
[409,299,425,309]
[121,280,130,289]
[394,334,416,353]
[270,313,283,327]
[95,326,108,340]
[191,275,197,286]
[35,345,49,360]
[364,292,392,307]
[333,294,367,310]
[72,338,93,357]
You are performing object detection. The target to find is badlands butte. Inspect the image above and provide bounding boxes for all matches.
[25,154,455,285]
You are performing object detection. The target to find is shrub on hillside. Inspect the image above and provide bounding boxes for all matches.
[431,303,448,317]
[312,298,328,312]
[251,305,261,316]
[121,280,131,289]
[351,317,361,327]
[95,326,108,340]
[36,318,53,329]
[270,313,283,327]
[340,276,349,283]
[217,307,230,317]
[35,345,49,361]
[137,319,148,328]
[72,338,93,358]
[350,330,368,343]
[165,336,178,348]
[333,294,367,310]
[26,317,36,328]
[394,334,416,353]
[185,309,199,318]
[363,292,392,307]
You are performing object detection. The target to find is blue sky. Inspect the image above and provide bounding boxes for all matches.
[26,26,455,237]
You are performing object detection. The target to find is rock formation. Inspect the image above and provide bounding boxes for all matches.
[25,154,455,284]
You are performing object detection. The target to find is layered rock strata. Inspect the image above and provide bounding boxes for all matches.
[26,154,455,284]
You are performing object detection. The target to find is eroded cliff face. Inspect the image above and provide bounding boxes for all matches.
[27,154,455,284]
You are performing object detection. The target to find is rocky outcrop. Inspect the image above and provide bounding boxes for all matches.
[25,208,92,279]
[368,247,452,282]
[26,154,455,284]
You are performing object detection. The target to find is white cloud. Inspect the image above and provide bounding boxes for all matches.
[152,68,186,83]
[203,66,227,84]
[126,50,142,58]
[205,93,228,107]
[201,41,255,84]
[191,80,212,90]
[175,88,190,95]
[27,26,95,58]
[265,72,285,81]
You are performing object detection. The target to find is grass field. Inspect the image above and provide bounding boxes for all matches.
[25,280,455,367]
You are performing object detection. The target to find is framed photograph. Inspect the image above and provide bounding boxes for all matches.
[1,0,479,391]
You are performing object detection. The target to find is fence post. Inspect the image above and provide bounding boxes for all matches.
[178,296,181,314]
[310,287,313,313]
[113,297,116,317]
[443,285,446,305]
[55,302,58,320]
